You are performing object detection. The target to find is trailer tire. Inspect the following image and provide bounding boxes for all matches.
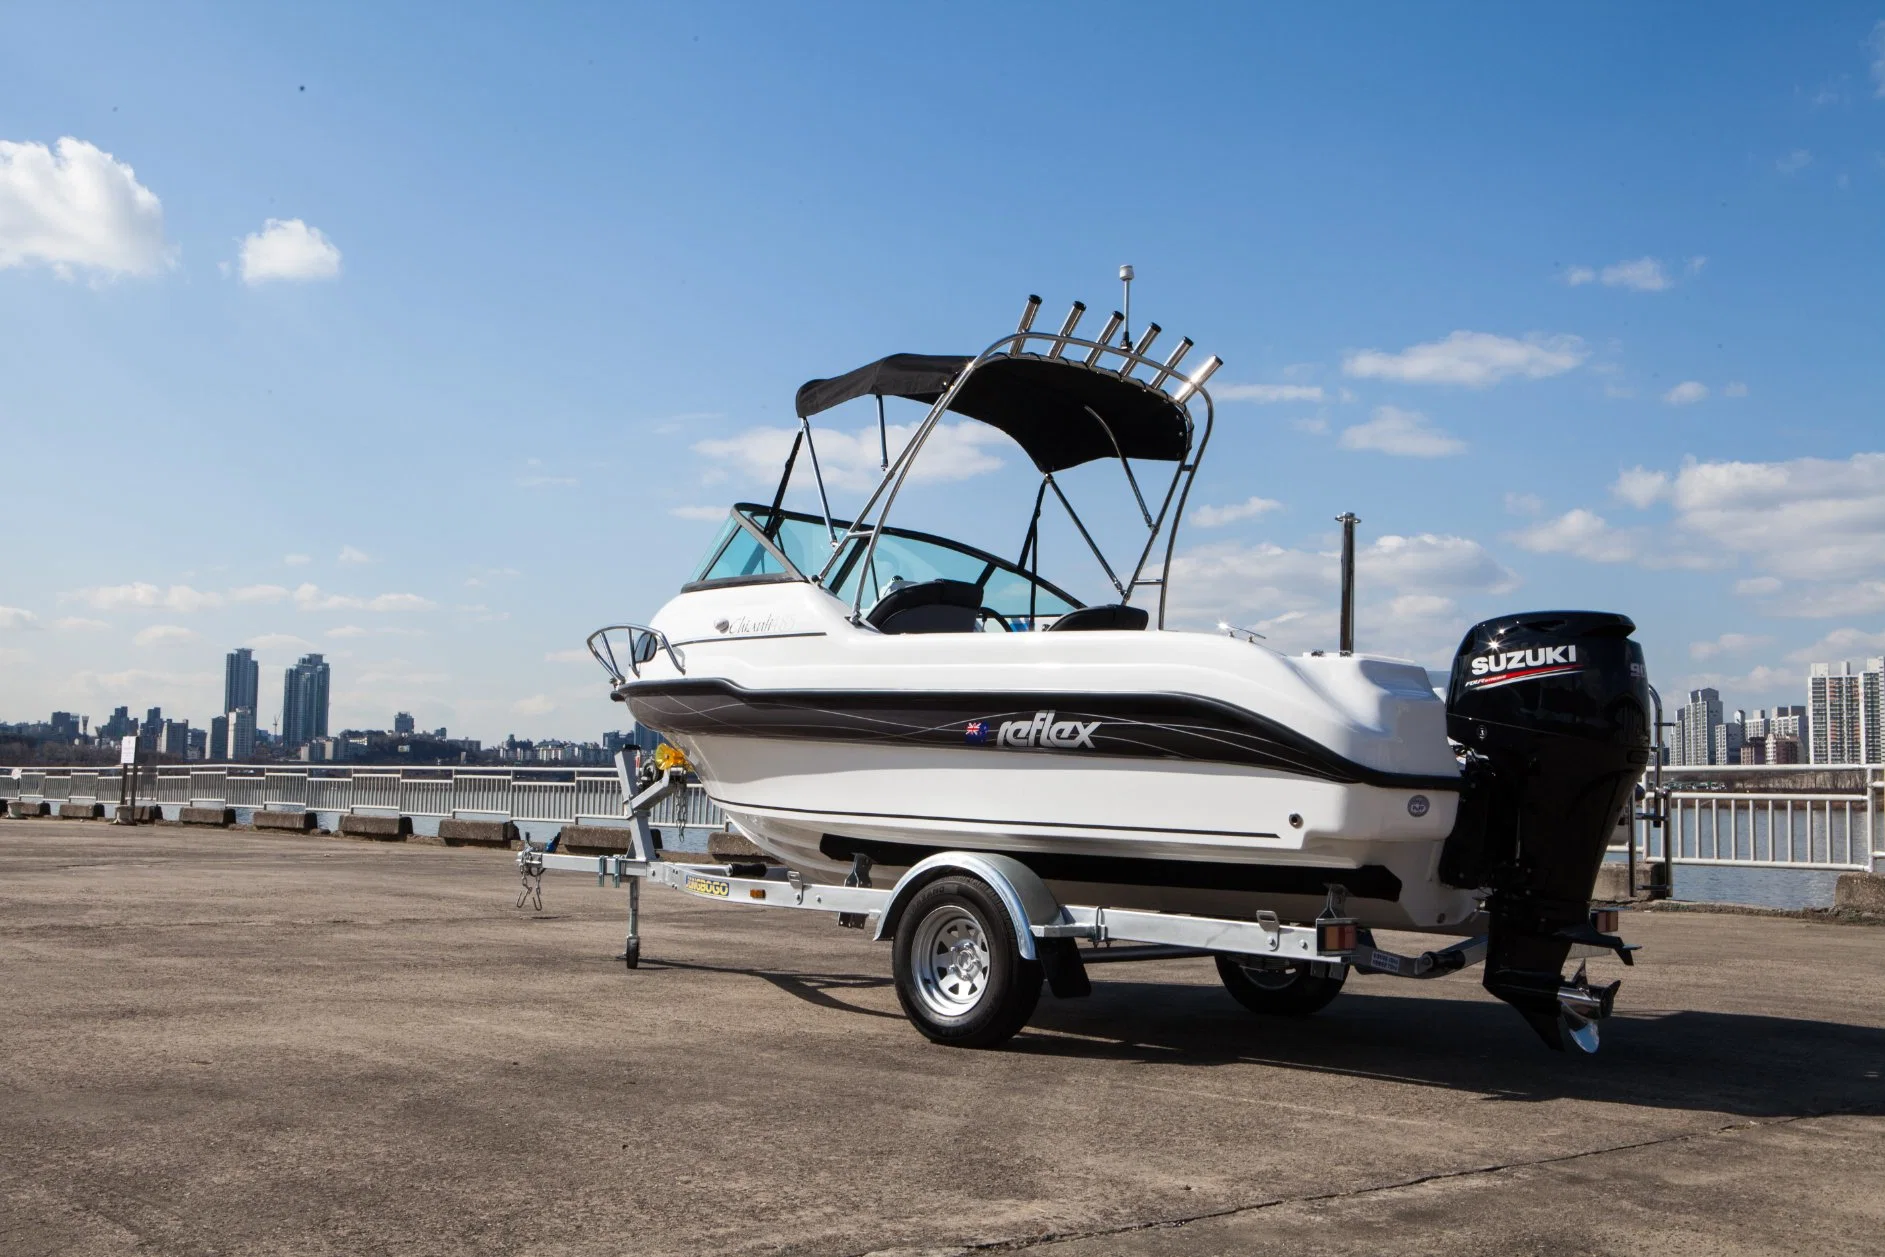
[1215,955,1346,1017]
[892,876,1041,1048]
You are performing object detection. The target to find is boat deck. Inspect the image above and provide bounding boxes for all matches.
[4,820,1881,1255]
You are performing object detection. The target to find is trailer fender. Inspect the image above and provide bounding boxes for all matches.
[872,852,1061,961]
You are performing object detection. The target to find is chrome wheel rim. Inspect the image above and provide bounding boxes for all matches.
[910,904,991,1019]
[1240,963,1301,991]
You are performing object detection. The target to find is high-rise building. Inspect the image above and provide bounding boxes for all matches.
[224,647,260,715]
[230,707,256,760]
[1863,658,1884,765]
[49,712,81,741]
[281,654,332,749]
[1713,708,1745,767]
[100,706,135,738]
[394,711,415,735]
[1676,688,1723,765]
[162,719,190,759]
[1809,662,1865,764]
[209,714,230,761]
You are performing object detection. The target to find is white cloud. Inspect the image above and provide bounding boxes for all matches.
[1689,633,1773,661]
[544,648,592,663]
[66,582,222,612]
[1688,256,1707,275]
[1871,20,1885,98]
[1216,384,1325,404]
[1503,492,1544,516]
[513,694,557,716]
[1663,452,1885,584]
[1290,416,1328,434]
[284,554,312,566]
[1735,576,1783,596]
[1508,508,1638,563]
[53,617,108,631]
[230,584,290,603]
[1600,257,1672,291]
[1786,627,1885,663]
[668,505,728,521]
[337,546,371,564]
[291,584,437,613]
[1612,466,1671,509]
[133,624,198,647]
[1564,266,1596,286]
[0,606,38,629]
[247,633,317,653]
[1190,496,1283,527]
[0,137,173,278]
[1776,149,1813,175]
[1723,381,1748,398]
[325,625,370,638]
[1337,405,1465,457]
[694,420,1007,491]
[1663,381,1708,406]
[238,218,341,284]
[1342,331,1586,387]
[1167,532,1514,660]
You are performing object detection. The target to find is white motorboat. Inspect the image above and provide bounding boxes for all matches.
[591,295,1651,1047]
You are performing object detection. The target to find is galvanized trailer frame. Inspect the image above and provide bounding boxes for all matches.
[516,766,1628,1049]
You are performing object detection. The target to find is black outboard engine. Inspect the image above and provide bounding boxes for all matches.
[1441,611,1650,1051]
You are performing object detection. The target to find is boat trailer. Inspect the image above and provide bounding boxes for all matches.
[517,768,1631,1052]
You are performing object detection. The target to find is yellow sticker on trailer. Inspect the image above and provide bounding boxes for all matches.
[684,875,731,898]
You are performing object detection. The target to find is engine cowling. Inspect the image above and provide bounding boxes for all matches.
[1442,610,1651,1049]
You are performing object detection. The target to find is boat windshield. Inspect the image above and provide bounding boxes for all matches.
[688,505,1082,627]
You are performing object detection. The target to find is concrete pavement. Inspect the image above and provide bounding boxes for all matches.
[2,820,1881,1256]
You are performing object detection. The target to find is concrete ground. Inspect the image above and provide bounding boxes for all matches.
[2,820,1881,1257]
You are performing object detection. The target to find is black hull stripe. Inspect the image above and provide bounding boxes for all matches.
[819,835,1404,903]
[709,795,1283,841]
[623,678,1463,791]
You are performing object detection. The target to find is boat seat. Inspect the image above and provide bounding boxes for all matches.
[1045,603,1149,632]
[866,578,983,634]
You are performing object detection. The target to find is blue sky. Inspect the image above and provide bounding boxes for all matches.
[3,3,1882,742]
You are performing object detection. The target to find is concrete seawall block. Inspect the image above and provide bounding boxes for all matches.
[1835,872,1885,914]
[254,809,316,833]
[339,813,411,841]
[558,825,636,855]
[8,800,50,818]
[437,818,516,848]
[112,804,163,824]
[708,830,765,862]
[180,806,237,827]
[58,802,106,819]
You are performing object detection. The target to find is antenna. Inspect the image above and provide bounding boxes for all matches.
[1119,264,1134,344]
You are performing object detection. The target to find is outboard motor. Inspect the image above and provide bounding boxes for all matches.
[1441,611,1650,1051]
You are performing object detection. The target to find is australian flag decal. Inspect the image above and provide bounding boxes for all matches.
[964,721,989,745]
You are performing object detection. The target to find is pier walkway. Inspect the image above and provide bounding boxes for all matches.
[3,820,1881,1255]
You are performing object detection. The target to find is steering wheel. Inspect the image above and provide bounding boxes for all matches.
[976,607,1014,631]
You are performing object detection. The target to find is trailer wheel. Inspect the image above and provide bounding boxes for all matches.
[892,876,1042,1048]
[1215,955,1346,1017]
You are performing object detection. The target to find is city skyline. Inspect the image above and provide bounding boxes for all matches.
[2,6,1882,742]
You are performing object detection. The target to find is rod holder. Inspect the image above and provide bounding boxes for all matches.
[1170,354,1221,403]
[1123,322,1161,375]
[1016,294,1042,336]
[1047,301,1086,360]
[1084,311,1125,365]
[1149,337,1192,389]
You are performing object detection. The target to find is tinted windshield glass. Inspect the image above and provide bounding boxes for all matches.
[690,516,793,583]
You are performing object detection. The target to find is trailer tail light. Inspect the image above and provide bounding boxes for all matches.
[1317,920,1359,954]
[1592,908,1619,934]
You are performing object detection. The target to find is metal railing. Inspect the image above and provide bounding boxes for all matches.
[1,764,729,833]
[7,761,1878,874]
[1620,764,1882,873]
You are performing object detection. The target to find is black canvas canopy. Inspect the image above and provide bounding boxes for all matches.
[793,352,1193,474]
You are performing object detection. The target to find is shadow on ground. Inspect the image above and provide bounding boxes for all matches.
[657,957,1885,1120]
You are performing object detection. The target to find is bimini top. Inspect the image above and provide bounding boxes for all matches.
[794,351,1193,474]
